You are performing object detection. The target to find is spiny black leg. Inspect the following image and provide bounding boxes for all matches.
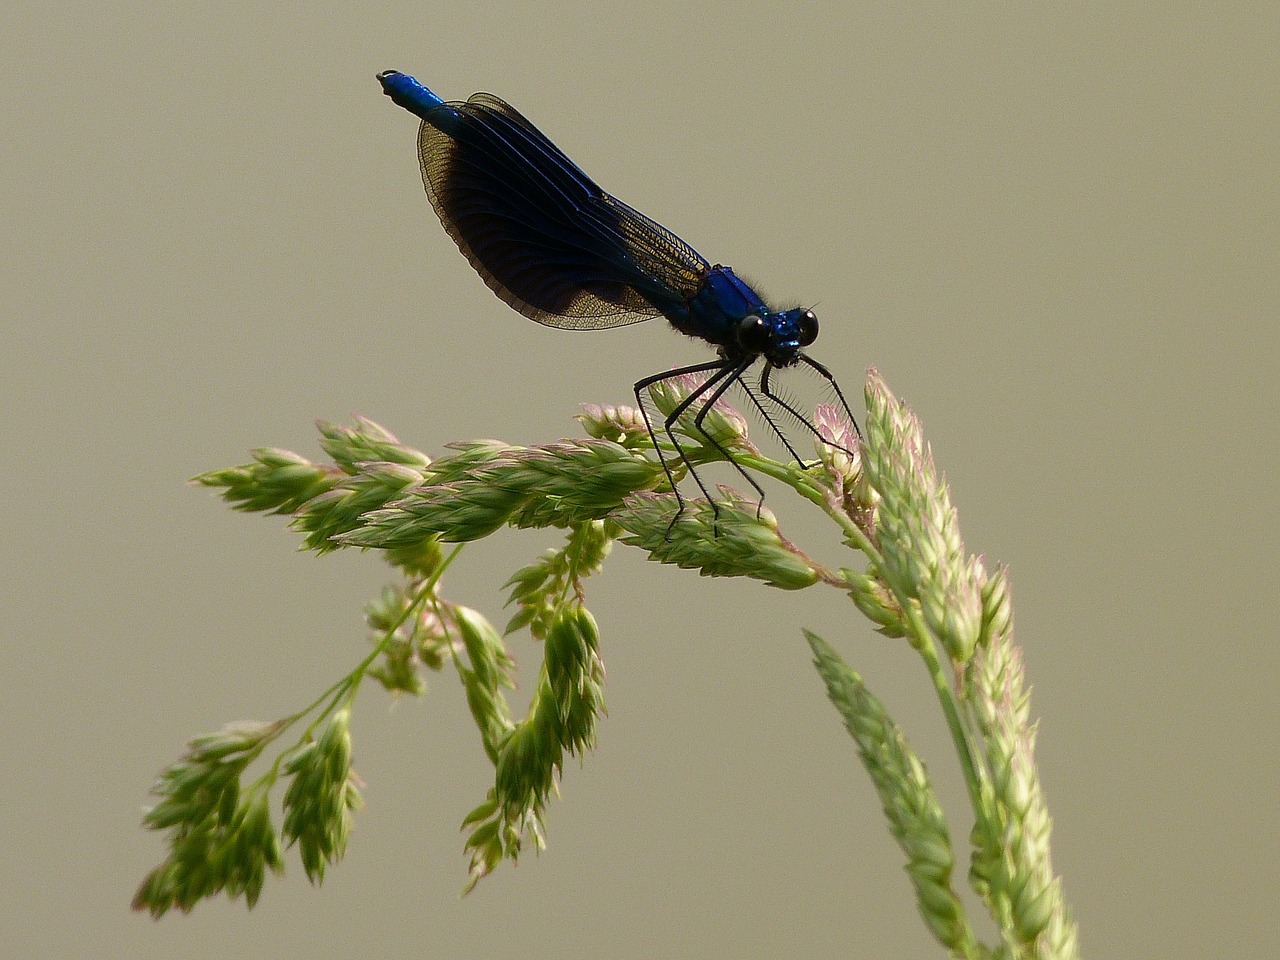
[759,360,862,465]
[797,355,863,443]
[688,357,766,527]
[739,366,813,468]
[755,365,829,467]
[633,359,732,533]
[654,365,732,506]
[655,361,748,532]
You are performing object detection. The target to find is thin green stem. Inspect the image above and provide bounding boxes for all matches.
[901,603,987,817]
[733,452,833,509]
[768,454,989,824]
[259,543,465,783]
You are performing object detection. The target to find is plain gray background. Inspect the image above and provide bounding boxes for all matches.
[4,3,1276,957]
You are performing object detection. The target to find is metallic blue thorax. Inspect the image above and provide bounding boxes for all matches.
[677,266,810,367]
[677,266,765,344]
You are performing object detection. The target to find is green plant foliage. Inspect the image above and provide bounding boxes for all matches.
[134,373,1078,960]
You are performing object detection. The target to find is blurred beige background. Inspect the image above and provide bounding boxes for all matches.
[3,3,1276,957]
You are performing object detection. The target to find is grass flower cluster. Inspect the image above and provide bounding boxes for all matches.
[133,369,1078,959]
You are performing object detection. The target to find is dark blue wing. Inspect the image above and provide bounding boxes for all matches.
[417,93,710,329]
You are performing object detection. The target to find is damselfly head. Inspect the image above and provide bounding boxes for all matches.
[735,307,820,366]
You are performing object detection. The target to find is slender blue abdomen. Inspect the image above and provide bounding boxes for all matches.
[377,71,449,123]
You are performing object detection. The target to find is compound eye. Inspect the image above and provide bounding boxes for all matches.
[796,309,818,347]
[737,314,769,353]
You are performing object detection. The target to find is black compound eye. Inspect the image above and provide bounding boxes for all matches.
[796,309,818,347]
[737,314,770,353]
